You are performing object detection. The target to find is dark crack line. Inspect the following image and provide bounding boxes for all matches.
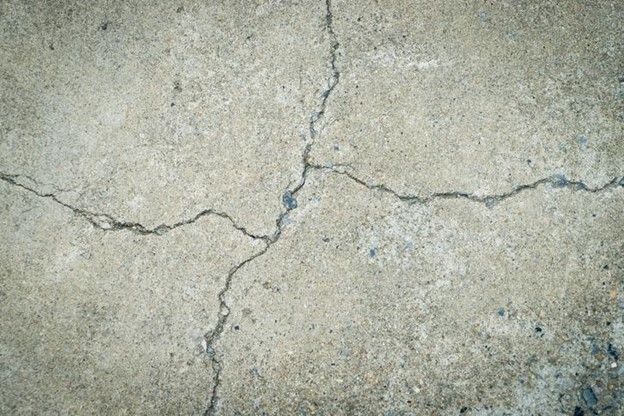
[203,243,270,415]
[309,164,624,206]
[204,1,341,413]
[0,172,269,242]
[308,0,340,141]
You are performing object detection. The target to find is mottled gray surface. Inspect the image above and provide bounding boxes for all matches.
[1,0,622,415]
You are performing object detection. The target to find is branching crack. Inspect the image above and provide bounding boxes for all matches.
[201,163,623,412]
[0,172,269,242]
[203,1,342,414]
[2,1,622,413]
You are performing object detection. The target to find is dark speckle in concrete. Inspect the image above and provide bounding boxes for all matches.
[607,343,618,360]
[582,386,597,408]
[282,191,297,209]
[553,175,568,188]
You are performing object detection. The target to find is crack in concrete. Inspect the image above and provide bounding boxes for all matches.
[308,165,624,206]
[203,1,341,414]
[203,242,270,415]
[308,0,340,141]
[2,1,622,412]
[0,172,268,242]
[201,163,623,414]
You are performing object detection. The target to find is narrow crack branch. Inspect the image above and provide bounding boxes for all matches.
[0,172,269,242]
[310,164,624,206]
[203,243,270,415]
[308,0,340,141]
[276,0,340,240]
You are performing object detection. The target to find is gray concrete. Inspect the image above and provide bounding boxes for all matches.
[1,0,622,415]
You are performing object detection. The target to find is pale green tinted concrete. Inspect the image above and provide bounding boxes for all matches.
[1,0,622,415]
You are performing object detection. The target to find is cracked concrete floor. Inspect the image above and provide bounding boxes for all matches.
[0,0,623,415]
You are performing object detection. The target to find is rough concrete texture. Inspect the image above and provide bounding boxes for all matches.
[0,0,622,415]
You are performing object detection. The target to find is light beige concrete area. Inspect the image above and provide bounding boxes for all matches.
[1,0,622,415]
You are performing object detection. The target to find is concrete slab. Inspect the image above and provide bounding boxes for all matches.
[1,0,622,414]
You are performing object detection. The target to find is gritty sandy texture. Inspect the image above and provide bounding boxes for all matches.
[0,0,623,415]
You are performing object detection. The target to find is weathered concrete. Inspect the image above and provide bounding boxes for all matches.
[1,0,622,415]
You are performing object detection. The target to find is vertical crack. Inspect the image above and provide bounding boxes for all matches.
[203,0,341,414]
[203,243,270,415]
[309,0,340,142]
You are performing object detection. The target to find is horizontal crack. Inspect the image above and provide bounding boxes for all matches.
[309,164,624,206]
[0,172,269,242]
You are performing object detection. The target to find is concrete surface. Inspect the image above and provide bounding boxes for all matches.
[0,0,622,415]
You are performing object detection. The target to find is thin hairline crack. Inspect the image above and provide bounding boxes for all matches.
[309,165,624,206]
[0,172,269,242]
